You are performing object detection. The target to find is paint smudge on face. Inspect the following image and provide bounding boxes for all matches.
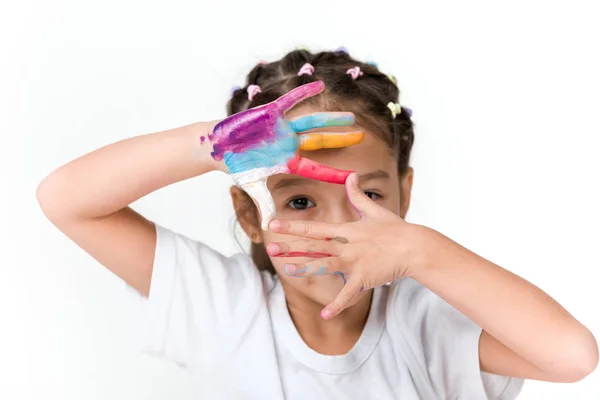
[200,136,206,144]
[333,271,347,284]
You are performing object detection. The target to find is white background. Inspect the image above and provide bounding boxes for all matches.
[1,0,599,398]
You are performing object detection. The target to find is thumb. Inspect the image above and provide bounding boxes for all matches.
[345,173,374,218]
[240,179,276,231]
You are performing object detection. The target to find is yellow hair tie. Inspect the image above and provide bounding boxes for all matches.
[387,102,402,118]
[386,73,397,85]
[296,45,310,51]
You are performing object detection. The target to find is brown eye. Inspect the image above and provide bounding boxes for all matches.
[287,197,315,210]
[365,191,381,200]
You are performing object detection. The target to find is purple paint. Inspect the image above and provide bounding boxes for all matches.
[200,136,206,144]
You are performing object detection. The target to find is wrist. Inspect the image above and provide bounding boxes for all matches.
[195,120,227,173]
[404,223,441,279]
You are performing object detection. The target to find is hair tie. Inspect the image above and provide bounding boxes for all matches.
[298,63,315,76]
[230,86,241,96]
[387,102,402,118]
[386,73,397,85]
[296,45,310,51]
[247,85,262,101]
[257,60,268,65]
[367,61,378,68]
[335,46,348,54]
[346,66,363,80]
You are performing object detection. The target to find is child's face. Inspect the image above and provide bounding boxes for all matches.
[233,111,412,308]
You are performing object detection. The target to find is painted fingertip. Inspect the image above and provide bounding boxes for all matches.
[266,243,280,255]
[321,308,332,320]
[284,264,297,275]
[268,220,282,231]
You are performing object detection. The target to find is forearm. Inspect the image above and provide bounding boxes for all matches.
[412,226,598,376]
[38,121,221,221]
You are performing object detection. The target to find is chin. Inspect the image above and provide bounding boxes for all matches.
[298,275,346,306]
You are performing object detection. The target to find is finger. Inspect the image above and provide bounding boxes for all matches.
[287,155,352,184]
[239,179,276,231]
[275,81,325,112]
[298,131,364,151]
[290,112,355,133]
[266,239,343,258]
[282,257,344,278]
[268,219,340,240]
[345,172,375,218]
[321,278,364,320]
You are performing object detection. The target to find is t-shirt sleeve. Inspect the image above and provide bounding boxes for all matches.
[390,279,524,399]
[124,223,263,369]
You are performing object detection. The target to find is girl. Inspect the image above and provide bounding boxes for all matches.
[37,49,598,399]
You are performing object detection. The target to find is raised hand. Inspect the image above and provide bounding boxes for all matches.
[266,173,432,319]
[207,81,364,229]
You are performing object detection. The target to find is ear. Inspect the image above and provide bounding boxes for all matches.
[399,167,414,219]
[230,186,263,243]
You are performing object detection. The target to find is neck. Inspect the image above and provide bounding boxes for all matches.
[281,280,374,355]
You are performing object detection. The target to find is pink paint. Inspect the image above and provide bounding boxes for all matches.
[272,251,329,258]
[286,155,352,184]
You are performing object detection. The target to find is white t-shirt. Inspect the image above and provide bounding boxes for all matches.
[126,224,524,399]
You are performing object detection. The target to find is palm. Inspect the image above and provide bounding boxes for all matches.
[208,81,364,229]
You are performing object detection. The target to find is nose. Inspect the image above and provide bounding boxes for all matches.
[325,193,361,224]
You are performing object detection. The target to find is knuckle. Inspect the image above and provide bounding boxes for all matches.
[306,241,318,254]
[302,222,313,236]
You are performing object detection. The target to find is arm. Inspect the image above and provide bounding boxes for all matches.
[412,228,598,383]
[37,121,222,296]
[266,174,599,383]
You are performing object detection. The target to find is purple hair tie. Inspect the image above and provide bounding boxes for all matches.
[230,86,241,96]
[346,66,363,80]
[335,46,348,54]
[247,85,261,101]
[298,63,315,76]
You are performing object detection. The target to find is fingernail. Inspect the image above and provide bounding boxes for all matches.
[321,309,332,320]
[284,264,296,275]
[266,243,280,255]
[269,220,281,231]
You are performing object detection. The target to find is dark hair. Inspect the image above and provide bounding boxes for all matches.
[229,48,415,274]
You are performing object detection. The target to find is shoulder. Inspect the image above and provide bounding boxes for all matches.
[153,223,261,287]
[385,278,524,399]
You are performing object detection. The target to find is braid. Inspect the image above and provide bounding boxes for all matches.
[227,49,415,176]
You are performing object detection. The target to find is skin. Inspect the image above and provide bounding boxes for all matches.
[37,93,597,385]
[233,109,599,382]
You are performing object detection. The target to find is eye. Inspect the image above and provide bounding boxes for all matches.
[365,191,381,201]
[287,197,316,210]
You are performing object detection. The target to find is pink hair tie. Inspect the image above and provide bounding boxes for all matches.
[247,85,261,101]
[297,63,315,76]
[346,66,363,80]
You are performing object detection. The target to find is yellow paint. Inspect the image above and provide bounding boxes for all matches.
[299,132,364,151]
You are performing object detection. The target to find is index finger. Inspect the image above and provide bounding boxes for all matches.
[275,81,325,112]
[286,155,352,184]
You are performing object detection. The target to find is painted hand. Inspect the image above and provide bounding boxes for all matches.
[208,81,364,229]
[266,173,432,320]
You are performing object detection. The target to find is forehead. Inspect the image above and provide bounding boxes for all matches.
[268,115,398,190]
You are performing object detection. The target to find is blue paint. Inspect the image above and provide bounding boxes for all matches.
[224,117,298,174]
[290,113,354,133]
[333,272,346,284]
